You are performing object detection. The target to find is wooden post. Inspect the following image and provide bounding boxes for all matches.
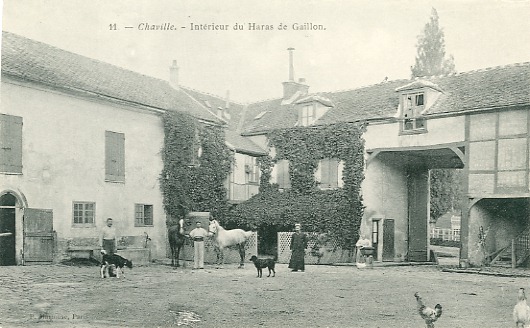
[512,239,516,269]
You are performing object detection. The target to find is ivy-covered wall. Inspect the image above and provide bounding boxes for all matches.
[229,123,366,250]
[160,111,233,226]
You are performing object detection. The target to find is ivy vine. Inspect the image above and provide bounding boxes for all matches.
[160,111,233,226]
[229,122,366,250]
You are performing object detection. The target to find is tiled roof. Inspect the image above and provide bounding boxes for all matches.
[180,87,246,130]
[241,62,530,135]
[180,87,266,154]
[225,130,267,155]
[1,31,223,123]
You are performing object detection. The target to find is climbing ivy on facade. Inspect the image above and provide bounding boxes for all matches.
[160,111,232,226]
[230,123,366,250]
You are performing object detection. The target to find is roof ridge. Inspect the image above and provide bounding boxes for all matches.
[417,61,530,79]
[180,85,246,106]
[325,79,411,94]
[2,31,179,85]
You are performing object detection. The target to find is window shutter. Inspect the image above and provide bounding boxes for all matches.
[337,160,345,188]
[105,131,125,182]
[277,160,291,189]
[329,159,339,188]
[314,160,322,184]
[320,159,331,188]
[0,114,23,173]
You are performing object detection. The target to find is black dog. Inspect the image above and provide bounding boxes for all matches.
[100,251,133,278]
[249,255,275,278]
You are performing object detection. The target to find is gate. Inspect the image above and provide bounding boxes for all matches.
[23,208,54,264]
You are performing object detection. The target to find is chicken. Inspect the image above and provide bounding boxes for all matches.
[415,292,442,328]
[513,288,530,328]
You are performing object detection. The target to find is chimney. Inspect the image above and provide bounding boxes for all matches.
[282,48,309,101]
[223,90,231,120]
[288,47,295,81]
[169,60,179,90]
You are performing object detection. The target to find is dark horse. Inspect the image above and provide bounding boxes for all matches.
[168,218,185,267]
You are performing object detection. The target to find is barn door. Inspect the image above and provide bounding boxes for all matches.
[382,219,395,261]
[23,208,54,264]
[407,168,429,262]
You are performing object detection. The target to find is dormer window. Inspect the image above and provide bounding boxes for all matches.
[402,93,426,132]
[300,104,315,126]
[396,79,443,135]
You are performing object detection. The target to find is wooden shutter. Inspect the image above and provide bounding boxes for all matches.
[320,159,331,188]
[0,114,23,174]
[277,160,291,189]
[105,131,125,182]
[320,158,339,189]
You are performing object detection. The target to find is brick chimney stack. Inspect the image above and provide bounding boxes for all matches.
[282,48,309,102]
[169,60,179,90]
[288,47,295,81]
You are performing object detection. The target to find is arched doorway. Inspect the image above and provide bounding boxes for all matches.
[0,193,17,265]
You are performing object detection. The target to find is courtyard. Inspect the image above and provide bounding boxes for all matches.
[0,261,523,327]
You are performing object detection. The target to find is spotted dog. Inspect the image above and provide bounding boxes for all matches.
[100,250,133,278]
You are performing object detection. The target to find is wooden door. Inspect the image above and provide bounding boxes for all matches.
[382,219,395,261]
[23,208,54,264]
[407,168,429,262]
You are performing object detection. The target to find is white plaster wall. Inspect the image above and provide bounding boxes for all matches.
[1,81,167,259]
[364,115,466,150]
[362,156,408,261]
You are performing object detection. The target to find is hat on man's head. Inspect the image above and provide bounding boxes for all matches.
[295,223,301,228]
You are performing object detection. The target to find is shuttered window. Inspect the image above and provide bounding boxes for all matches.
[0,114,23,174]
[276,159,291,190]
[105,131,125,182]
[245,156,260,184]
[320,158,339,189]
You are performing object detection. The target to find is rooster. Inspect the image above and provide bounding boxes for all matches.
[415,292,442,328]
[513,288,530,328]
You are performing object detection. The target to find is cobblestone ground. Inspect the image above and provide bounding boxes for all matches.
[0,262,525,327]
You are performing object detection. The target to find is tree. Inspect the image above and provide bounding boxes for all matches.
[429,169,463,221]
[411,8,455,77]
[411,9,461,222]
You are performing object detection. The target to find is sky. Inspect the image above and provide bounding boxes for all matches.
[2,0,530,103]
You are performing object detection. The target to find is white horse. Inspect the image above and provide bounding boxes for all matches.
[207,219,253,268]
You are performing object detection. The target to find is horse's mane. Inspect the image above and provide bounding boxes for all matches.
[211,219,225,231]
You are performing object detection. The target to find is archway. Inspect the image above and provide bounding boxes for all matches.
[365,143,465,262]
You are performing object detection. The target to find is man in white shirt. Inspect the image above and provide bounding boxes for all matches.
[188,221,208,269]
[100,218,118,255]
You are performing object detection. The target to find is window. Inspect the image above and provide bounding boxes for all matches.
[300,105,315,126]
[402,93,426,132]
[189,128,202,167]
[73,202,95,226]
[105,131,125,182]
[316,158,343,189]
[245,156,260,184]
[135,204,153,226]
[0,114,23,174]
[275,159,291,190]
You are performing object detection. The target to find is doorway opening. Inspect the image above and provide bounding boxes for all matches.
[0,193,17,266]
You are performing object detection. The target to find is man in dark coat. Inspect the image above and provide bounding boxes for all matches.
[289,223,308,272]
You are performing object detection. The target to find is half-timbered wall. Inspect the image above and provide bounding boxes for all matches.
[467,109,529,197]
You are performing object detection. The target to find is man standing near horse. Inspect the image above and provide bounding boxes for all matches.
[189,221,208,270]
[289,223,308,272]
